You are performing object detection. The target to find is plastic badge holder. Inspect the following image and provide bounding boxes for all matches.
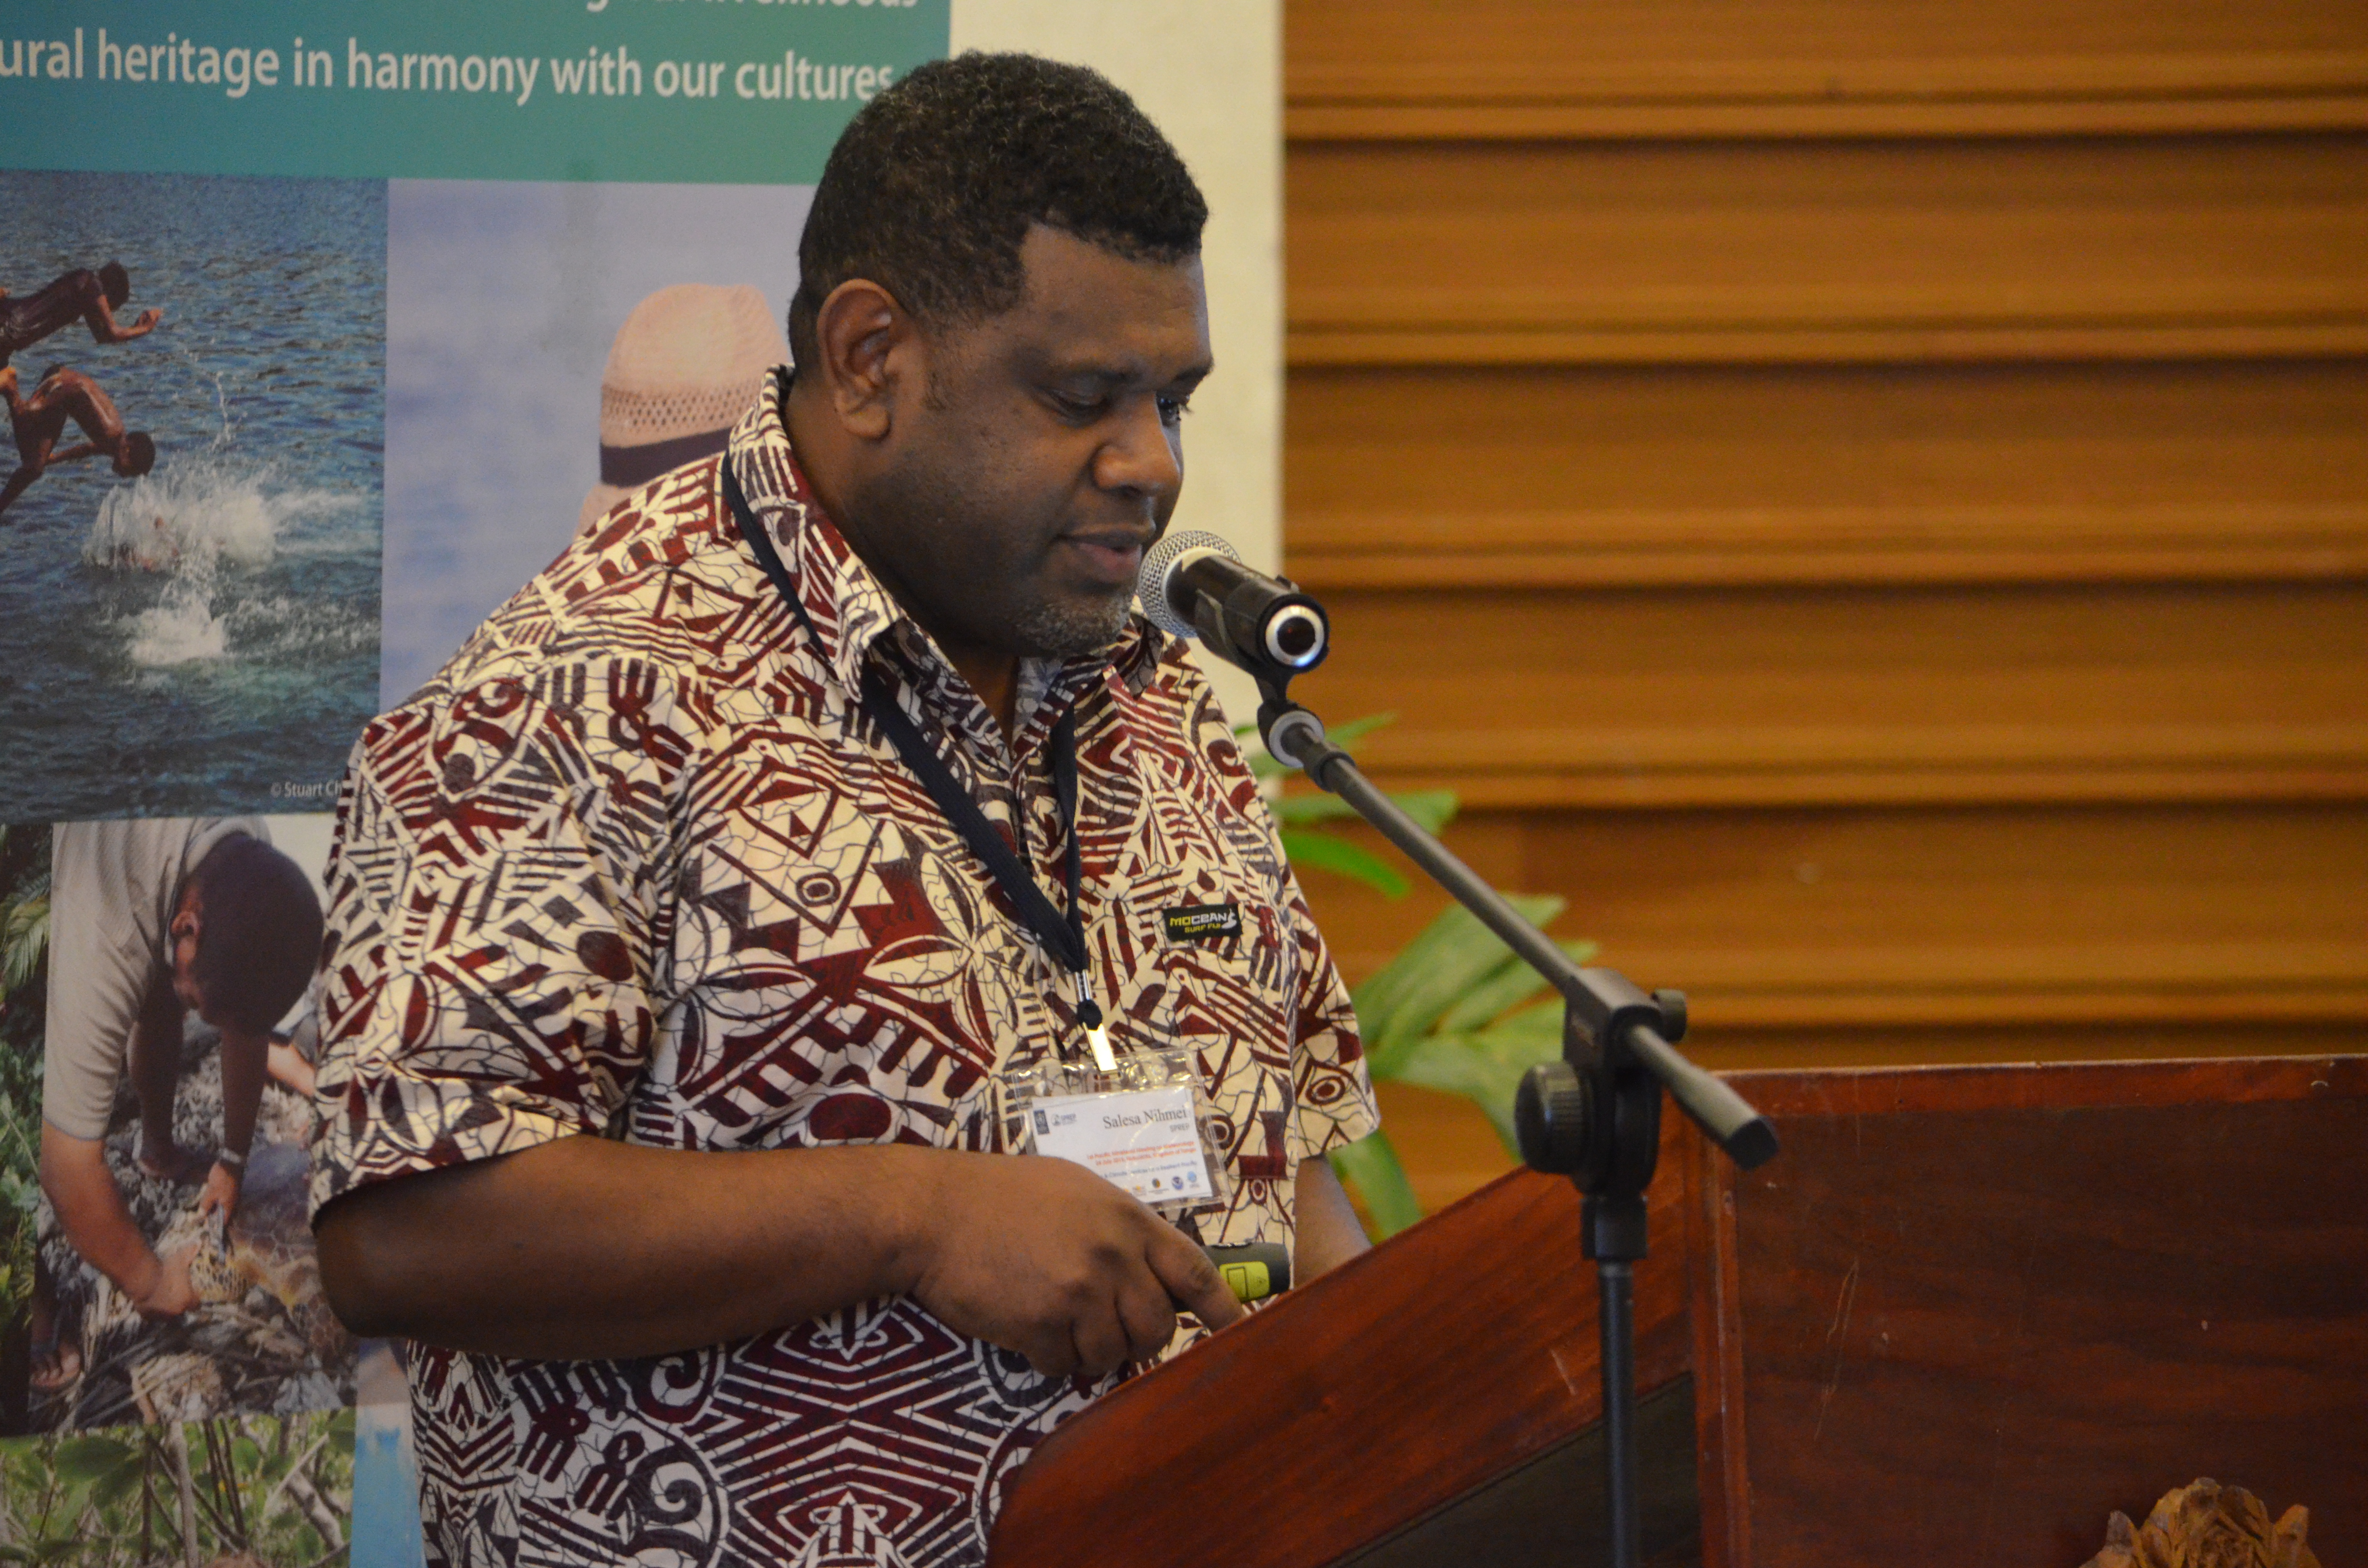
[1000,1044,1233,1222]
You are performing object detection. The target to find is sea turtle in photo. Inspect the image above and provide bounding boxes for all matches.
[161,1140,350,1362]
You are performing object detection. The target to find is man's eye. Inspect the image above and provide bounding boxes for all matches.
[1157,394,1190,426]
[1054,392,1106,420]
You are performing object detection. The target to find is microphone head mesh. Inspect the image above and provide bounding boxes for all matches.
[1135,528,1239,640]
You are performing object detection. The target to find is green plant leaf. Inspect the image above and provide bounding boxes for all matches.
[49,1435,134,1483]
[1394,1018,1567,1155]
[1319,712,1397,749]
[1328,1132,1425,1239]
[89,1460,143,1511]
[0,892,47,1007]
[1270,788,1459,837]
[1268,793,1355,825]
[1276,831,1408,899]
[1354,897,1566,1076]
[1433,936,1598,1035]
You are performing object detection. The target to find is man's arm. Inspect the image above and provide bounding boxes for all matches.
[1294,1154,1371,1281]
[199,1027,270,1220]
[265,1039,315,1098]
[83,298,160,345]
[38,1125,197,1318]
[0,465,37,522]
[316,1133,1246,1375]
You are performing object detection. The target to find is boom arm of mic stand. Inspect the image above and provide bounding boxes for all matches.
[1262,701,1777,1170]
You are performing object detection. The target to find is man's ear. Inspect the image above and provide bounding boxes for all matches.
[170,881,203,948]
[810,279,919,442]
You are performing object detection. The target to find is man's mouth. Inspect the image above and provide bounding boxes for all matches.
[1059,530,1151,587]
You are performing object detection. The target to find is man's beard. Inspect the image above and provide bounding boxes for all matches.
[1011,585,1132,659]
[847,442,1136,661]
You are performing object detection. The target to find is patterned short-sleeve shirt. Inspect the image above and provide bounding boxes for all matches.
[310,371,1378,1568]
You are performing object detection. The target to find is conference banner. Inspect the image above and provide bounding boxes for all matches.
[0,2,948,1562]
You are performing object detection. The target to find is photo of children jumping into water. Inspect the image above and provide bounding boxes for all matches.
[0,171,383,824]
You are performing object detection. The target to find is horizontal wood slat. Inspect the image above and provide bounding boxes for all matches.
[1289,507,2368,588]
[1285,359,2368,587]
[1288,1,2368,138]
[1288,96,2368,144]
[1299,582,2368,807]
[1287,134,2368,365]
[1294,804,2368,1034]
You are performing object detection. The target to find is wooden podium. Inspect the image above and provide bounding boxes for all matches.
[987,1055,2368,1567]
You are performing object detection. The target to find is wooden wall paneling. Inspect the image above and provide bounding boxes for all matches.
[1294,583,2368,808]
[1295,804,2368,1034]
[1284,359,2368,587]
[1279,0,2368,1231]
[1286,134,2368,364]
[1287,0,2368,137]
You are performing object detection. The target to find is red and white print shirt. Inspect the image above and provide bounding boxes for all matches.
[310,371,1378,1568]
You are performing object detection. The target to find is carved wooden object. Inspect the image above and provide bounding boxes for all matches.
[2080,1479,2320,1568]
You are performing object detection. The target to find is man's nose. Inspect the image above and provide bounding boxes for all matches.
[1093,397,1183,500]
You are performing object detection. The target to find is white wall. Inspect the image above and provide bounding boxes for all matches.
[951,0,1283,727]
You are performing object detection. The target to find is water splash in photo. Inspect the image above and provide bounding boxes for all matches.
[84,454,369,670]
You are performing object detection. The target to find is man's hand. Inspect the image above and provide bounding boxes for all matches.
[317,1137,1244,1366]
[906,1153,1245,1379]
[132,1247,198,1320]
[197,1161,241,1223]
[266,1040,316,1098]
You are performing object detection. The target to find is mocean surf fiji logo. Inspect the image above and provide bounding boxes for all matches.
[1162,903,1243,943]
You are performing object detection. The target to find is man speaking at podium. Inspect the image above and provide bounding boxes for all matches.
[310,52,1378,1568]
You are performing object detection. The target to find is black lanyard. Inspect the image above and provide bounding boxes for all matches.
[722,460,1106,1039]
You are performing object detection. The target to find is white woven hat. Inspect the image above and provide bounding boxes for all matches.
[577,283,789,536]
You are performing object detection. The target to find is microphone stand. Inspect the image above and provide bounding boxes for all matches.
[1255,686,1779,1568]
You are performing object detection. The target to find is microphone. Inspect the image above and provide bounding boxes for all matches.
[1136,529,1329,681]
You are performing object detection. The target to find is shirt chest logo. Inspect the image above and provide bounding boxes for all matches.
[1163,902,1243,943]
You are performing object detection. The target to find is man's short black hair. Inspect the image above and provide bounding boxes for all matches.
[188,835,322,1035]
[96,261,130,310]
[788,52,1207,371]
[121,431,156,477]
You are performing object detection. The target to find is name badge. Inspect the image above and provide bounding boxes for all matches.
[1030,1084,1216,1204]
[1163,902,1242,943]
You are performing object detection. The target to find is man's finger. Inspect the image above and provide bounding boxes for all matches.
[1115,1277,1180,1364]
[1148,1232,1246,1329]
[1019,1327,1080,1382]
[1069,1300,1131,1380]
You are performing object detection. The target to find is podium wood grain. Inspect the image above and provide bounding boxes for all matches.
[1692,1055,2368,1568]
[987,1118,1696,1568]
